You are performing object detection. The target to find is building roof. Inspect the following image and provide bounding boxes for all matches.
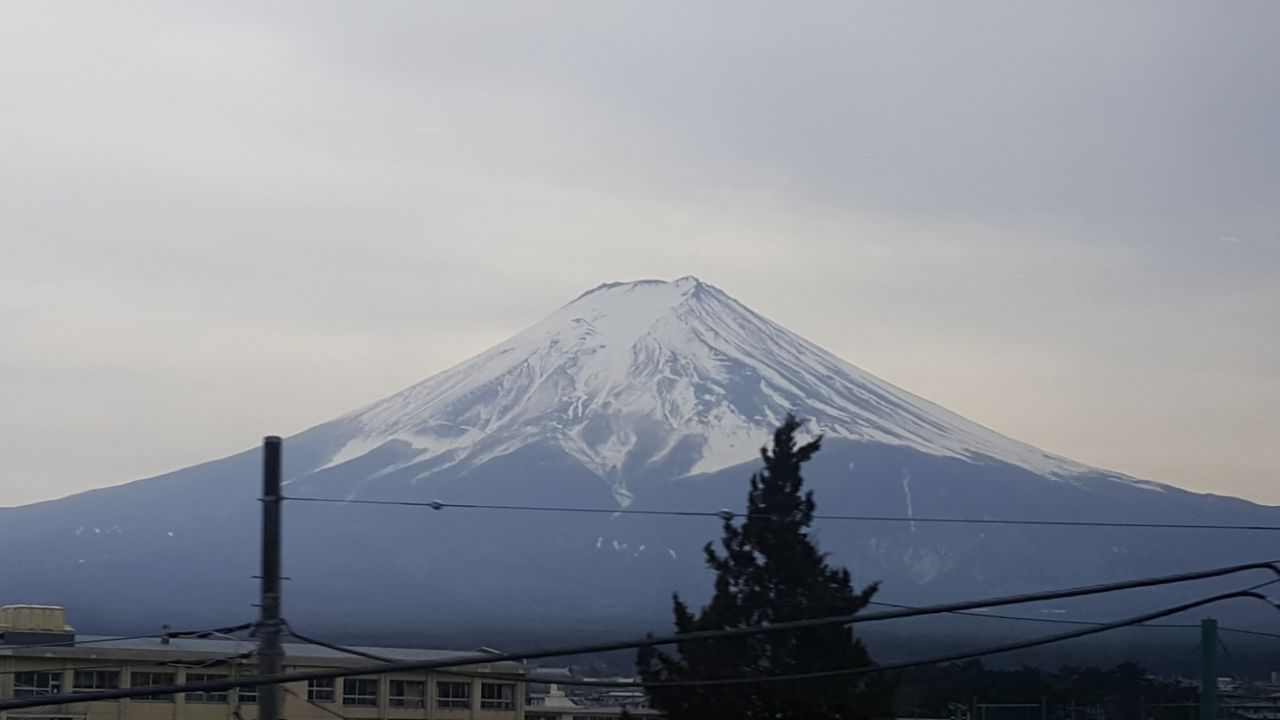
[0,634,525,672]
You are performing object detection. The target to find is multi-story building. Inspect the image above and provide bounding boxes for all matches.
[1,605,530,720]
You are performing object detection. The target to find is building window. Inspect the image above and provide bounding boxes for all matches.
[435,681,470,709]
[130,671,176,702]
[388,680,425,709]
[236,685,259,705]
[14,671,62,697]
[342,678,379,707]
[185,673,229,703]
[479,683,514,711]
[73,671,120,692]
[307,677,335,703]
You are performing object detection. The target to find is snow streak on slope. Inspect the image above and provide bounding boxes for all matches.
[319,277,1127,494]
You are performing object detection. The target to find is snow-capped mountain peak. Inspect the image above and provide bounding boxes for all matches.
[11,287,1268,640]
[317,277,1111,496]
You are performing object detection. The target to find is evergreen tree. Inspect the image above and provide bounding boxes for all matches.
[637,415,894,720]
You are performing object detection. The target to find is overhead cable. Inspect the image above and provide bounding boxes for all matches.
[593,588,1280,688]
[867,577,1280,636]
[285,496,1280,533]
[2,560,1276,710]
[294,589,1280,689]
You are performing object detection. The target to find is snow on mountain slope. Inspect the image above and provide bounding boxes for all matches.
[316,276,1149,497]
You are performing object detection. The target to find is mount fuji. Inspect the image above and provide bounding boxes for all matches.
[318,277,1114,494]
[2,277,1275,640]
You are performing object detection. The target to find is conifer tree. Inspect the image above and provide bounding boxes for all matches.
[637,415,893,720]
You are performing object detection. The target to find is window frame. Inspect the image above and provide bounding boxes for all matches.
[184,673,229,703]
[479,682,515,711]
[388,679,425,709]
[130,670,176,702]
[73,670,120,692]
[307,677,336,703]
[13,671,62,697]
[342,677,379,707]
[435,680,471,709]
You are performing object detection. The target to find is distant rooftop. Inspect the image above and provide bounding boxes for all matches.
[0,633,521,669]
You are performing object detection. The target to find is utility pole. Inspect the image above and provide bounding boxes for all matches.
[259,436,284,720]
[1199,618,1218,720]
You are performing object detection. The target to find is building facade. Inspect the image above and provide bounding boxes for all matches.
[1,606,529,720]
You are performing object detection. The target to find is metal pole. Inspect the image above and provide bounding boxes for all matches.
[260,436,284,720]
[1199,618,1218,720]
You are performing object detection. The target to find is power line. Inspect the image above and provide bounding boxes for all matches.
[280,622,387,663]
[2,560,1276,711]
[867,578,1280,636]
[629,589,1280,689]
[290,583,1280,675]
[1211,626,1280,640]
[285,496,1280,532]
[870,600,1280,639]
[1217,637,1242,681]
[283,589,1280,690]
[286,559,1280,663]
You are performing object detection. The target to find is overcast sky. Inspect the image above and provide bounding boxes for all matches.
[2,1,1277,507]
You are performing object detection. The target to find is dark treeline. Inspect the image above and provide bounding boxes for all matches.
[896,661,1198,720]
